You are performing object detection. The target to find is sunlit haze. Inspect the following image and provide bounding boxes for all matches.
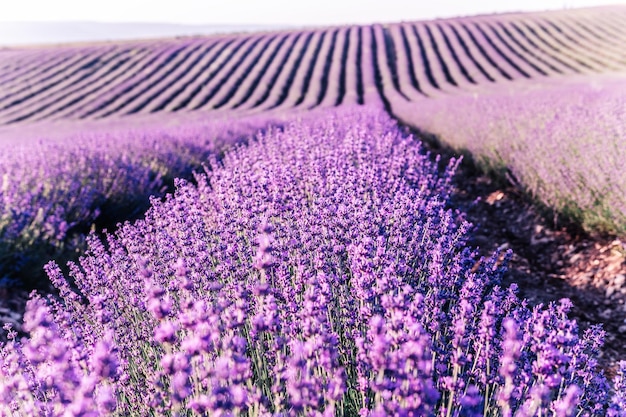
[1,0,617,25]
[0,0,618,46]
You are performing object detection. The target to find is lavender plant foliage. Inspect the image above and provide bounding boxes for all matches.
[1,106,623,416]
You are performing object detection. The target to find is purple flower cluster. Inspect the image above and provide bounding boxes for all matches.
[0,294,120,415]
[2,105,623,415]
[0,111,283,287]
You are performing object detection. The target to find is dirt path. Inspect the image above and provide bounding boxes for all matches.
[444,151,626,379]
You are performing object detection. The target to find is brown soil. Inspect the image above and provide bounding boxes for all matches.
[449,160,626,380]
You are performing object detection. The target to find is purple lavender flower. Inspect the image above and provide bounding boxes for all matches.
[497,318,522,417]
[2,105,616,416]
[553,384,581,417]
[608,361,626,417]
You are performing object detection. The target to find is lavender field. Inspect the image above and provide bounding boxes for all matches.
[1,5,626,416]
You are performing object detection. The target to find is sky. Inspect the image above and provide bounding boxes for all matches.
[0,0,618,26]
[0,0,619,46]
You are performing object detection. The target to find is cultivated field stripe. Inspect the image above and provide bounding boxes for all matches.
[310,28,341,108]
[494,20,577,75]
[164,37,243,112]
[359,27,383,104]
[0,50,36,75]
[517,19,609,73]
[437,22,497,85]
[546,17,626,68]
[318,27,349,108]
[100,42,207,116]
[499,19,579,74]
[98,41,206,116]
[400,24,445,96]
[21,47,155,122]
[1,6,623,126]
[70,44,189,118]
[270,31,324,109]
[411,23,459,93]
[460,21,532,80]
[596,10,626,38]
[233,32,303,111]
[339,26,361,105]
[386,24,427,100]
[120,39,225,114]
[128,41,220,114]
[394,24,440,97]
[0,50,76,89]
[132,41,220,114]
[514,19,603,72]
[548,11,626,67]
[451,21,514,81]
[6,48,155,124]
[0,48,128,123]
[334,25,351,106]
[68,44,196,118]
[371,25,410,112]
[354,27,365,104]
[253,31,311,112]
[204,35,282,110]
[47,48,161,121]
[226,33,299,110]
[474,20,552,77]
[294,29,335,109]
[363,25,392,112]
[186,36,269,110]
[425,22,479,90]
[81,44,190,118]
[202,34,286,110]
[255,32,314,111]
[554,15,626,65]
[0,49,79,87]
[382,26,414,100]
[0,47,120,109]
[371,24,411,110]
[0,48,110,110]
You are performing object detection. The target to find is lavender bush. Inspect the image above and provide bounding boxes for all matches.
[392,74,626,235]
[1,106,624,416]
[0,111,284,287]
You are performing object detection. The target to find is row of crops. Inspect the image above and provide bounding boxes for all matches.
[1,7,625,125]
[3,106,626,416]
[0,7,626,417]
[0,110,292,288]
[1,6,626,415]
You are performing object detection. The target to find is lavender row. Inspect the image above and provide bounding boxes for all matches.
[0,111,286,287]
[379,6,626,101]
[0,27,353,123]
[0,46,111,107]
[2,7,625,125]
[391,74,626,235]
[76,42,198,120]
[94,40,214,119]
[0,48,84,96]
[369,11,626,236]
[0,47,150,125]
[2,106,623,415]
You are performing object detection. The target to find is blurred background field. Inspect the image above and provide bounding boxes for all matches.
[393,74,626,235]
